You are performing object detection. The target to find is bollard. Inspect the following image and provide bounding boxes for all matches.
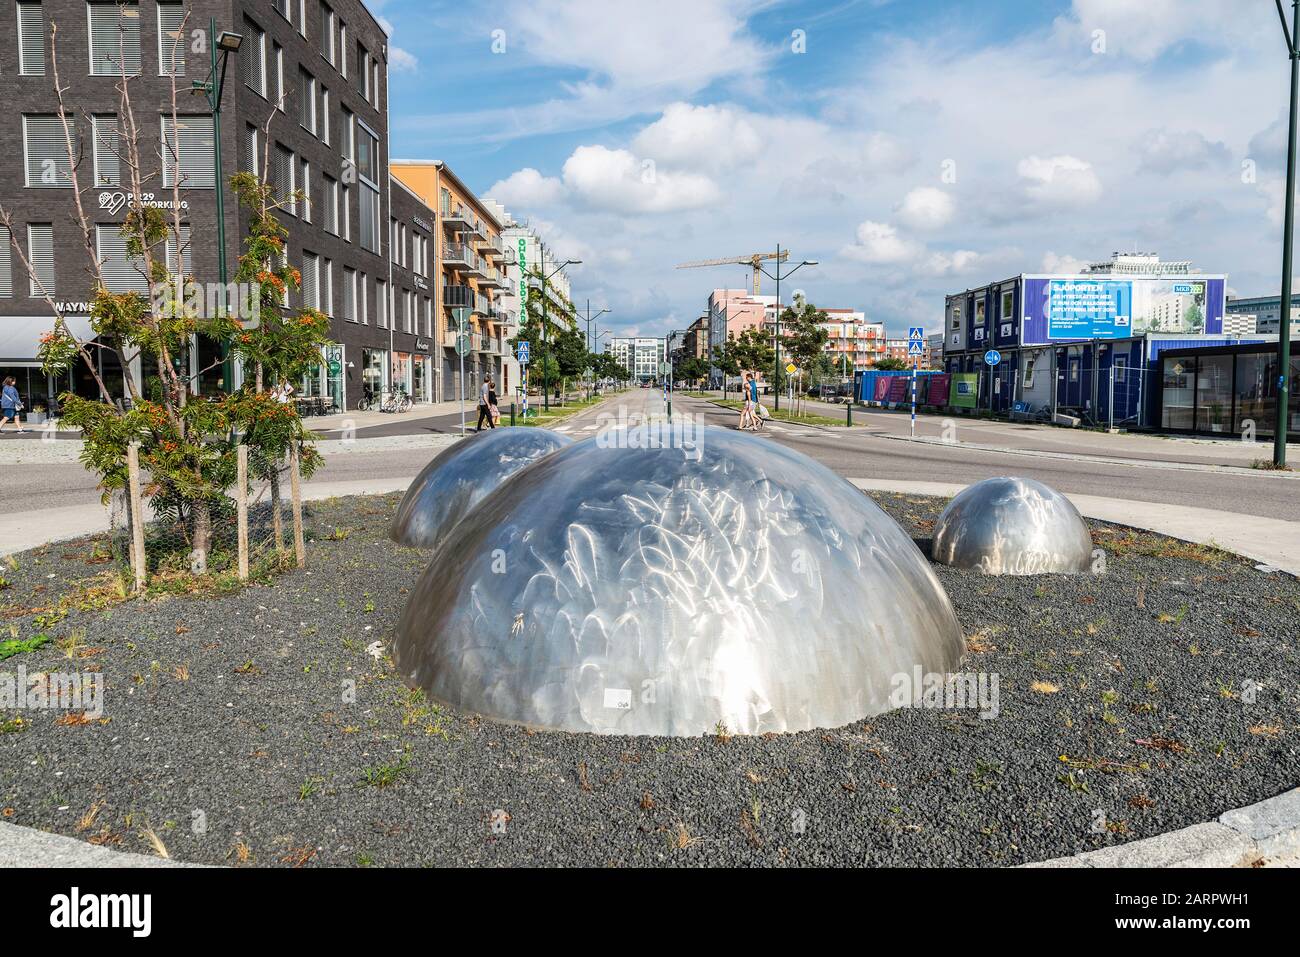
[846,402,853,427]
[667,399,672,419]
[510,402,516,427]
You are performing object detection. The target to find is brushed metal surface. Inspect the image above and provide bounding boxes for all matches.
[390,427,572,550]
[931,476,1095,575]
[395,424,963,736]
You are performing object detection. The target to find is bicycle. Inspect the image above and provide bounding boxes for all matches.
[357,387,377,412]
[381,389,413,413]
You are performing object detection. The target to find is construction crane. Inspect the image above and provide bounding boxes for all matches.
[676,250,790,295]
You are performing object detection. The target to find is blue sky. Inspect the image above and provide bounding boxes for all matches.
[370,0,1292,339]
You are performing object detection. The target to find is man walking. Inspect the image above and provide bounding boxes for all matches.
[475,375,496,431]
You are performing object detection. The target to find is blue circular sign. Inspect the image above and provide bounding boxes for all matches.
[984,349,1002,367]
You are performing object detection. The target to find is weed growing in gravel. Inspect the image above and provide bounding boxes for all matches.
[1101,530,1231,564]
[0,632,53,660]
[359,752,411,788]
[0,715,27,733]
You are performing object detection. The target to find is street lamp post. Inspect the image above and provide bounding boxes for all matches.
[1275,0,1298,466]
[539,258,581,411]
[755,244,818,412]
[192,22,242,392]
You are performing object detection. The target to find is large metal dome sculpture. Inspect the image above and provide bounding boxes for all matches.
[931,476,1095,575]
[394,424,963,736]
[390,427,573,550]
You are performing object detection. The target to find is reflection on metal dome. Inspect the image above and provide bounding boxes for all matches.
[394,424,963,737]
[390,427,572,550]
[930,477,1095,575]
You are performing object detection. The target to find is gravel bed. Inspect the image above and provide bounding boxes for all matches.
[1,491,1297,867]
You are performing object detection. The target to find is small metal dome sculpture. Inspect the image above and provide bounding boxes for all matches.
[931,477,1094,575]
[395,424,963,737]
[390,427,572,550]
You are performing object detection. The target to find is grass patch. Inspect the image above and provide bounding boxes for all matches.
[1251,459,1293,471]
[518,394,608,428]
[1096,528,1232,565]
[709,398,851,428]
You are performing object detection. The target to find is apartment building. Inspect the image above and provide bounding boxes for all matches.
[818,309,884,372]
[605,337,665,382]
[0,0,419,412]
[390,161,514,401]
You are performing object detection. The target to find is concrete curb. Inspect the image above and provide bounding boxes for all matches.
[870,430,1300,479]
[0,820,201,868]
[1024,788,1300,868]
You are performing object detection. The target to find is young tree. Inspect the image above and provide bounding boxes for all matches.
[2,11,328,576]
[779,299,830,414]
[711,336,741,399]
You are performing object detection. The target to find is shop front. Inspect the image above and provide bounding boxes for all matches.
[1158,343,1298,440]
[361,347,388,405]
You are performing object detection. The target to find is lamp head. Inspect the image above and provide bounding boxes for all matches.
[217,31,244,52]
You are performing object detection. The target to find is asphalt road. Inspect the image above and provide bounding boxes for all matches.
[2,386,1297,521]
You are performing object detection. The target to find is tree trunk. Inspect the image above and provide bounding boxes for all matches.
[191,499,211,573]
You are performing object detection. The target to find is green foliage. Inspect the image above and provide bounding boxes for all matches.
[0,632,54,661]
[875,357,909,371]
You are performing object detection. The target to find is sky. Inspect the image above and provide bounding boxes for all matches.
[371,0,1295,340]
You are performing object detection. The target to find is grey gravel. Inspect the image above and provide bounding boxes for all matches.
[0,491,1297,867]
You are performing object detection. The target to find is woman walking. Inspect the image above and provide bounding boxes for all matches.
[0,377,27,434]
[738,373,756,431]
[475,375,496,431]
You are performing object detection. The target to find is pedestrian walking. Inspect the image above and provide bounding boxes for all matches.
[488,378,501,428]
[475,375,495,431]
[0,377,27,434]
[738,373,759,431]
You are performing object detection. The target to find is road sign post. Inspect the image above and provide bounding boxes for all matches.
[983,349,1002,415]
[908,327,925,437]
[517,340,530,419]
[453,307,471,436]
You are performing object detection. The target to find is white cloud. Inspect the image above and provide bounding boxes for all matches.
[1041,251,1089,274]
[1016,155,1103,207]
[896,187,954,230]
[561,145,720,213]
[841,221,921,264]
[487,168,565,207]
[921,249,981,276]
[391,47,419,73]
[1137,129,1230,174]
[632,103,762,173]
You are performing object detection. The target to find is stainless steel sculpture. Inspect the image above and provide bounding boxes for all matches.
[390,427,572,550]
[930,476,1095,575]
[395,424,963,736]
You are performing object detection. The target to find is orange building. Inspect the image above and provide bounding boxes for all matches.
[391,161,513,400]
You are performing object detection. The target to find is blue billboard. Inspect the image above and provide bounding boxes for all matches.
[1022,276,1225,345]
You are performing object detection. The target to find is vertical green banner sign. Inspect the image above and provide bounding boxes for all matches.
[518,238,528,305]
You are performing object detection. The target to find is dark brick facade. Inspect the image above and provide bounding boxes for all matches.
[0,0,435,411]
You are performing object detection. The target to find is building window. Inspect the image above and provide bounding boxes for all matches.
[299,68,316,134]
[372,58,380,109]
[88,1,142,76]
[0,226,13,298]
[91,114,120,186]
[161,115,216,188]
[302,252,320,310]
[274,43,285,109]
[341,184,351,240]
[359,272,368,323]
[376,279,387,328]
[320,88,330,145]
[157,2,185,76]
[319,2,334,64]
[95,223,148,293]
[239,20,266,96]
[341,108,355,161]
[274,0,290,23]
[338,22,347,77]
[323,175,338,234]
[271,144,295,214]
[27,224,55,296]
[298,0,307,37]
[240,124,259,175]
[323,258,334,316]
[342,267,356,322]
[358,44,369,98]
[1001,289,1014,320]
[360,185,379,254]
[17,2,46,76]
[22,114,73,189]
[300,158,312,221]
[165,224,192,276]
[355,122,377,182]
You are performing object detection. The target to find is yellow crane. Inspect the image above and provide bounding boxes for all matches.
[676,250,790,295]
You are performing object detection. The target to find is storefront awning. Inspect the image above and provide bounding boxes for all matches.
[0,316,97,364]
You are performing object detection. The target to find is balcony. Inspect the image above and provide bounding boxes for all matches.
[444,284,490,316]
[479,235,505,260]
[442,203,474,231]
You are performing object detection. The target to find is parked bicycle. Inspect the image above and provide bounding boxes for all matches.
[357,387,377,412]
[381,389,413,413]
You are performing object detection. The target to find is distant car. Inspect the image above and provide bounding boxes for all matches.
[809,384,841,402]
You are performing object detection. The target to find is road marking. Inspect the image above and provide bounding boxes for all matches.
[553,425,573,432]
